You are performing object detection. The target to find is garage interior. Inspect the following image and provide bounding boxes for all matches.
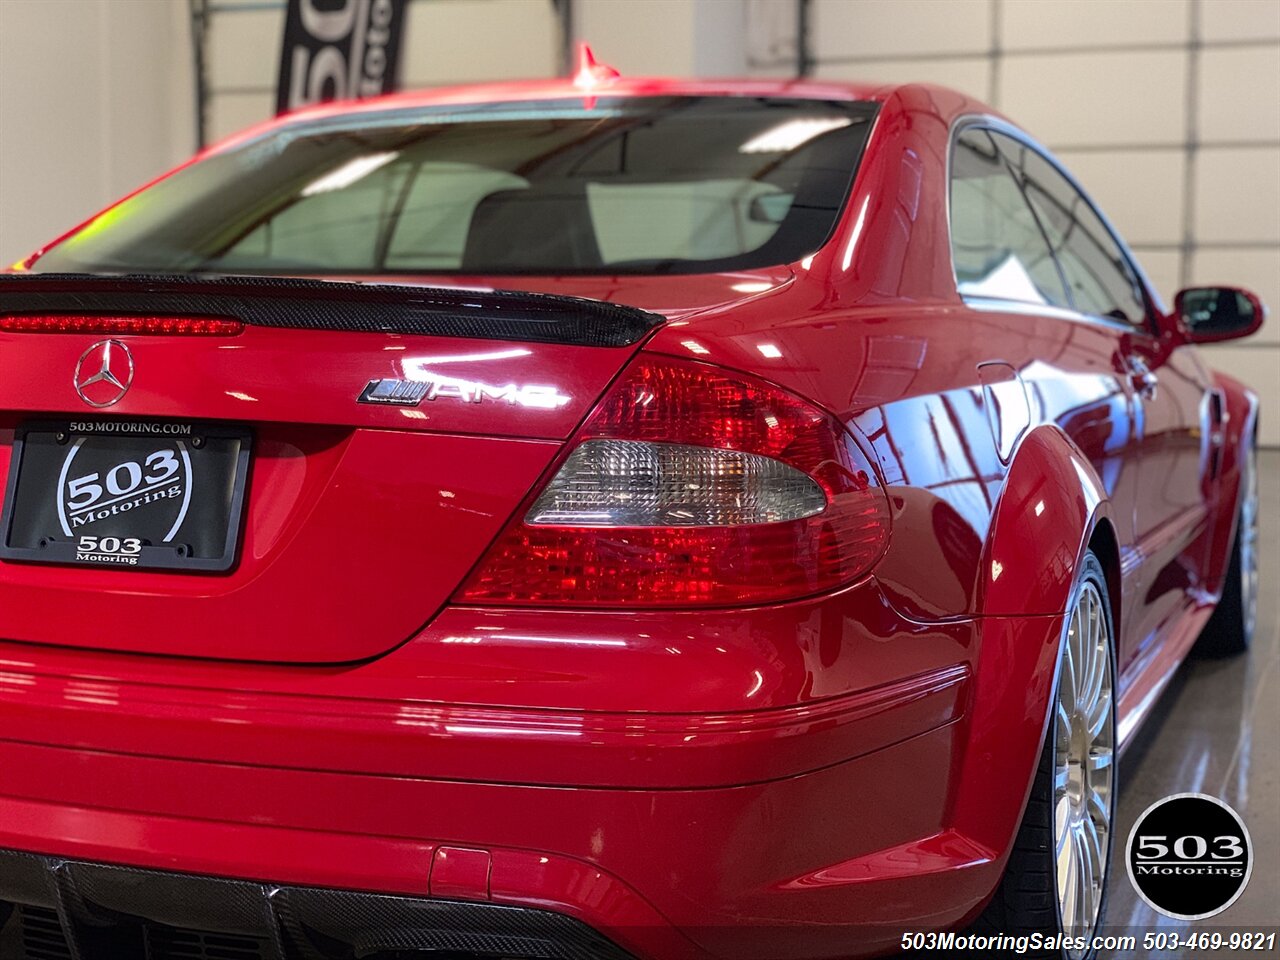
[0,0,1275,956]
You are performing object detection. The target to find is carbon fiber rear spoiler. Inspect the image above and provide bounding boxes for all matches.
[0,273,663,348]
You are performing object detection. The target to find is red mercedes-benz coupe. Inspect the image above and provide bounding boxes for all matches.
[0,70,1263,960]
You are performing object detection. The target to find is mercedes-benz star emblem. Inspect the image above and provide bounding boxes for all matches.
[74,339,134,408]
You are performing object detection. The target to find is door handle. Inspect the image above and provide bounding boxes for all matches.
[1126,355,1158,400]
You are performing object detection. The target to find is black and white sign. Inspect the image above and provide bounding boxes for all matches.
[0,421,252,572]
[277,0,408,115]
[1126,793,1254,920]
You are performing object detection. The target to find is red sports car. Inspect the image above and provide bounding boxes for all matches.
[0,70,1263,960]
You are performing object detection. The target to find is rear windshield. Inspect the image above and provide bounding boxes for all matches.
[31,96,877,276]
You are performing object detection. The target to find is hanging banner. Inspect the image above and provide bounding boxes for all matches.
[276,0,408,115]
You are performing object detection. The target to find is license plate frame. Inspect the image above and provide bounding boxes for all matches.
[0,419,252,573]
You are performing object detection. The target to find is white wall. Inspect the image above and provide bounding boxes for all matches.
[799,0,1280,445]
[204,0,561,141]
[201,0,749,136]
[0,0,194,267]
[576,0,747,76]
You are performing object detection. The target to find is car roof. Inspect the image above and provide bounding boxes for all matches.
[212,76,996,155]
[306,75,893,112]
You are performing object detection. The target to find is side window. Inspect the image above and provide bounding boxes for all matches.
[949,128,1069,308]
[996,135,1149,327]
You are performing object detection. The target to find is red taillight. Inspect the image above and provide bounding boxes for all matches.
[457,355,890,607]
[0,315,243,336]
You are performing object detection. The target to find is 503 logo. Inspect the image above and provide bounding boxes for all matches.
[1126,793,1254,920]
[76,536,143,565]
[57,440,193,547]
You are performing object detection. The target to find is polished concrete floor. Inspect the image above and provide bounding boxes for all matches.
[1104,449,1280,954]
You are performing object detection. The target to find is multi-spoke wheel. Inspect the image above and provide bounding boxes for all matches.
[1197,434,1259,657]
[1053,579,1114,953]
[975,550,1116,959]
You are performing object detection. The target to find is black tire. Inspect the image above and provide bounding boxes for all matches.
[971,551,1117,960]
[1195,436,1258,658]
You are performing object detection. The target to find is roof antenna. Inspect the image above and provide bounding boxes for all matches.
[573,42,620,95]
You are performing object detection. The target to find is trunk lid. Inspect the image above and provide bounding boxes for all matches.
[0,273,667,663]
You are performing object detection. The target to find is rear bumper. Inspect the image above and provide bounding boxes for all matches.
[0,729,984,960]
[0,588,1065,959]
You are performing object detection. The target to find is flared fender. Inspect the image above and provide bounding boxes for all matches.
[976,425,1116,618]
[948,426,1118,881]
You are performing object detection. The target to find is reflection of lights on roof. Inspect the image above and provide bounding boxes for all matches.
[681,339,710,355]
[731,281,773,293]
[1035,500,1045,516]
[301,151,399,195]
[740,118,852,154]
[757,343,783,359]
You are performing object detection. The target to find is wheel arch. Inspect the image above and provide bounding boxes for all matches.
[953,424,1119,886]
[1087,514,1122,649]
[977,423,1118,618]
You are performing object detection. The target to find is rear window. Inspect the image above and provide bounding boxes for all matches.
[33,96,877,276]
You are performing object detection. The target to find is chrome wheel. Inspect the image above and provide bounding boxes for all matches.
[1053,580,1114,955]
[1240,442,1259,642]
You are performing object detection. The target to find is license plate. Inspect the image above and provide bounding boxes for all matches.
[0,420,251,572]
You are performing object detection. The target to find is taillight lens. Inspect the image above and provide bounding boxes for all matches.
[457,355,890,607]
[526,440,827,526]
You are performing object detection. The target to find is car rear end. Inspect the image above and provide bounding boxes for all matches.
[0,83,1000,960]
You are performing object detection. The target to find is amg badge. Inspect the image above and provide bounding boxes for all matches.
[359,377,572,410]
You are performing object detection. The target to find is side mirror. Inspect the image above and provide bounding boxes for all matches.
[1172,286,1266,343]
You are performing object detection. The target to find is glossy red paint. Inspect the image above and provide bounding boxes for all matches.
[0,75,1262,958]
